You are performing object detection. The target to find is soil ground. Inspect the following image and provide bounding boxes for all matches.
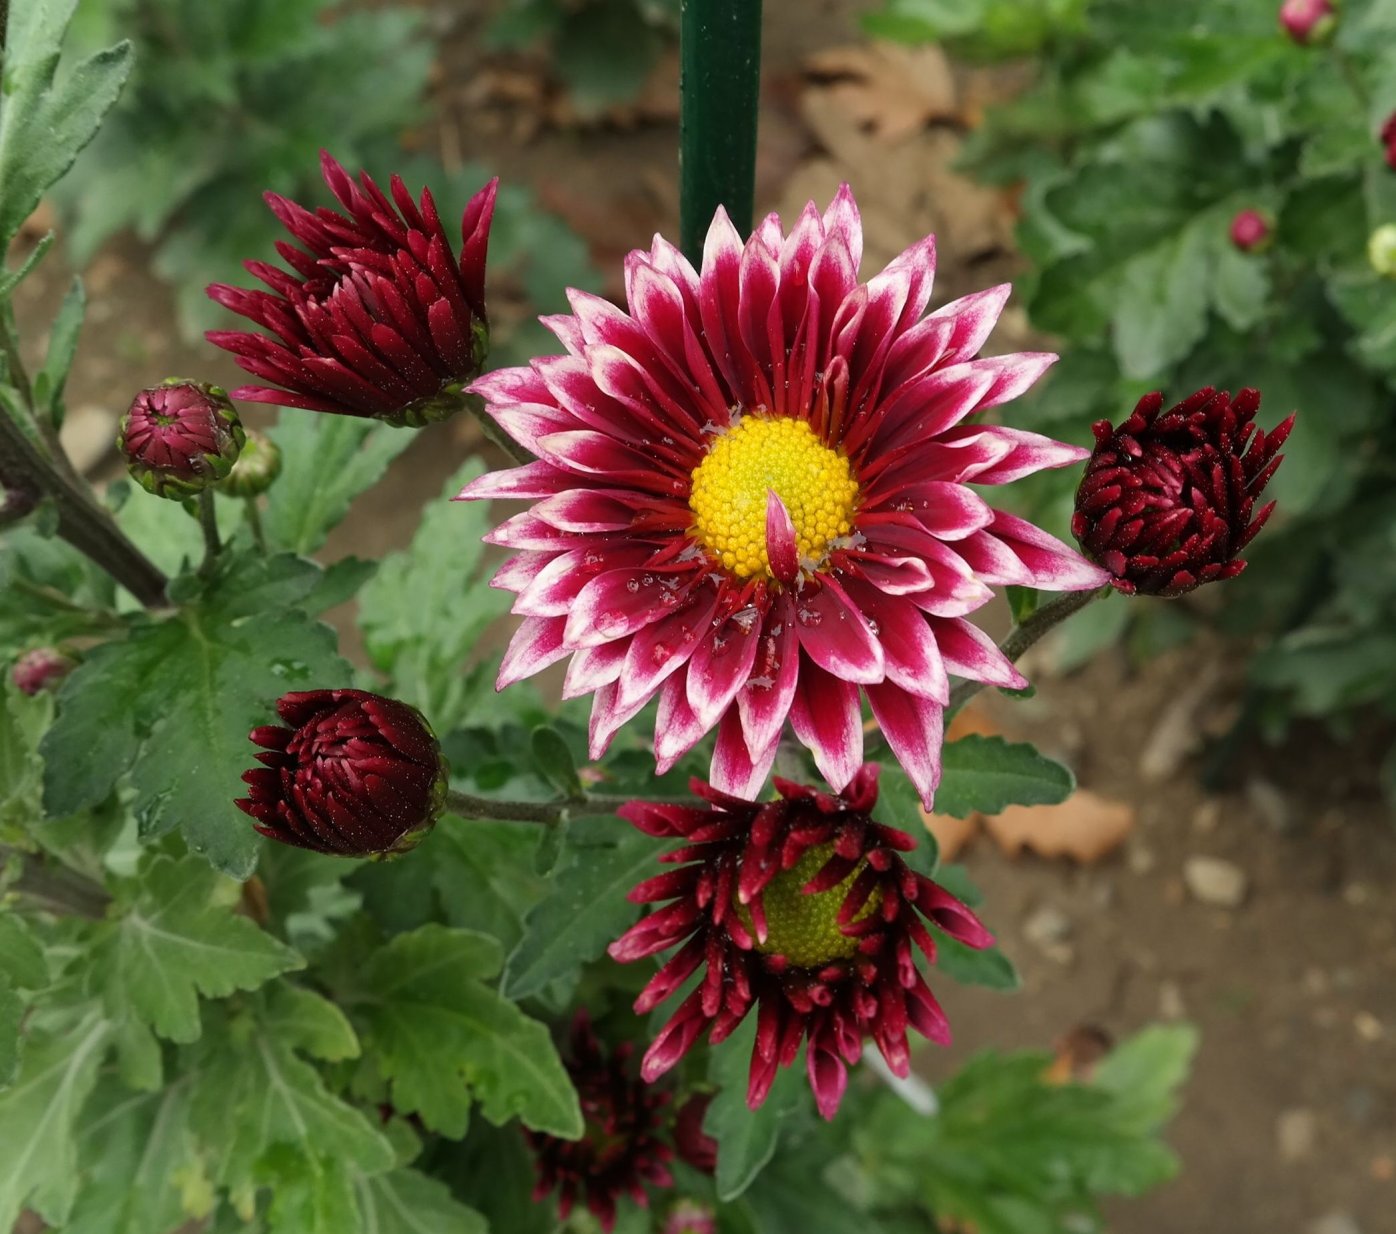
[11,2,1396,1232]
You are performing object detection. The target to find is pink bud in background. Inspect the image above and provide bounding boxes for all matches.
[1279,0,1337,44]
[1229,209,1273,253]
[12,648,76,696]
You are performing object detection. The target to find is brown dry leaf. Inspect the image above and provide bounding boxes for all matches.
[803,42,958,144]
[984,789,1136,864]
[1043,1024,1114,1085]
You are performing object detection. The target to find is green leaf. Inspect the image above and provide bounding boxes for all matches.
[0,978,20,1085]
[1111,219,1212,380]
[706,1013,808,1200]
[430,818,546,953]
[41,552,350,877]
[356,457,509,728]
[0,0,133,253]
[530,725,582,797]
[64,1076,208,1234]
[189,1000,394,1219]
[351,923,582,1139]
[263,415,413,555]
[0,911,48,990]
[0,680,50,830]
[33,275,85,427]
[93,856,303,1042]
[935,736,1076,819]
[502,815,657,998]
[0,1012,112,1231]
[936,936,1020,990]
[355,1166,489,1234]
[555,0,662,115]
[1092,1024,1199,1134]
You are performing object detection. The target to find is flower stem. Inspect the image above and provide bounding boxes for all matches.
[244,496,266,551]
[196,488,221,577]
[946,587,1107,718]
[679,0,764,264]
[444,788,646,825]
[1,848,112,920]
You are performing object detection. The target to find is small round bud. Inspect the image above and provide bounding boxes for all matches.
[119,380,245,499]
[236,689,448,857]
[12,648,76,696]
[216,429,282,498]
[1279,0,1337,43]
[1229,209,1273,253]
[663,1201,717,1234]
[671,1094,717,1173]
[1382,112,1396,171]
[1073,387,1294,597]
[1371,225,1396,278]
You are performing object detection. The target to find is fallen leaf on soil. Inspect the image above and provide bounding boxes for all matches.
[984,789,1136,863]
[803,42,959,143]
[1043,1024,1113,1084]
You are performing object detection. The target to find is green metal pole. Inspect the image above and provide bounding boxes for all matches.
[679,0,764,266]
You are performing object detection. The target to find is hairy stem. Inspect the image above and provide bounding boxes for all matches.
[946,588,1107,718]
[679,0,764,263]
[196,488,221,577]
[244,497,266,551]
[2,849,112,920]
[444,788,645,825]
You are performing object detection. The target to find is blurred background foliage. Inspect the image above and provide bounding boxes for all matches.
[868,0,1396,793]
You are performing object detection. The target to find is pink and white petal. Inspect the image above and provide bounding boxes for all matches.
[984,511,1112,591]
[588,680,655,760]
[860,481,992,541]
[736,596,801,754]
[844,583,948,703]
[939,424,1090,485]
[792,576,886,685]
[654,670,711,772]
[487,403,577,455]
[951,529,1038,587]
[540,312,585,355]
[926,283,1012,367]
[711,708,781,801]
[932,616,1027,689]
[687,612,764,731]
[515,545,646,616]
[497,615,571,690]
[564,568,689,648]
[454,461,574,501]
[866,682,945,809]
[699,206,749,399]
[847,551,937,596]
[488,551,553,595]
[788,661,864,793]
[615,592,721,712]
[562,641,628,699]
[765,491,801,586]
[535,430,686,495]
[852,361,1000,463]
[821,184,863,275]
[482,510,582,551]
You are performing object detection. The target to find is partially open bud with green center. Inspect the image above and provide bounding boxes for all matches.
[217,428,282,498]
[1370,224,1396,278]
[236,688,447,857]
[610,766,992,1120]
[12,647,76,696]
[119,380,244,498]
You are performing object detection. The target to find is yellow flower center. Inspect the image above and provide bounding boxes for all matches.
[689,416,858,579]
[739,843,882,968]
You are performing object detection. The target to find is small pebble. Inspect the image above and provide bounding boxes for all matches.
[1158,980,1186,1020]
[1183,856,1249,908]
[1127,842,1156,875]
[1246,776,1295,834]
[1192,800,1222,834]
[1307,1214,1361,1234]
[1276,1108,1317,1161]
[1355,1012,1384,1042]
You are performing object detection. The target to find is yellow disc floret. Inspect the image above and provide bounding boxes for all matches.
[689,416,858,579]
[738,843,882,969]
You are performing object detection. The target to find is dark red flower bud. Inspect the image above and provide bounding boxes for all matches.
[207,151,497,427]
[0,477,39,526]
[12,648,76,696]
[236,689,447,857]
[1279,0,1337,44]
[216,429,282,498]
[1072,387,1295,597]
[1381,112,1396,171]
[526,1014,674,1234]
[118,380,244,499]
[1229,209,1273,253]
[671,1094,717,1173]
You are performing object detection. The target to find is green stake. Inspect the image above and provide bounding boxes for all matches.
[679,0,764,265]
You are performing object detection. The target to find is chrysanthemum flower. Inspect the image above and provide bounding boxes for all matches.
[235,689,448,857]
[1072,387,1294,596]
[526,1014,674,1233]
[119,380,244,498]
[608,765,992,1119]
[459,188,1105,805]
[208,152,497,426]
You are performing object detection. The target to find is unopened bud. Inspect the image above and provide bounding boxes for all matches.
[1279,0,1337,44]
[1370,225,1396,278]
[217,429,282,498]
[1229,209,1273,253]
[119,380,244,499]
[12,648,76,696]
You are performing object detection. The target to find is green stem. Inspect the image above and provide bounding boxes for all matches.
[244,497,266,551]
[196,489,221,577]
[1,848,112,920]
[444,788,654,825]
[945,587,1107,718]
[679,0,764,264]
